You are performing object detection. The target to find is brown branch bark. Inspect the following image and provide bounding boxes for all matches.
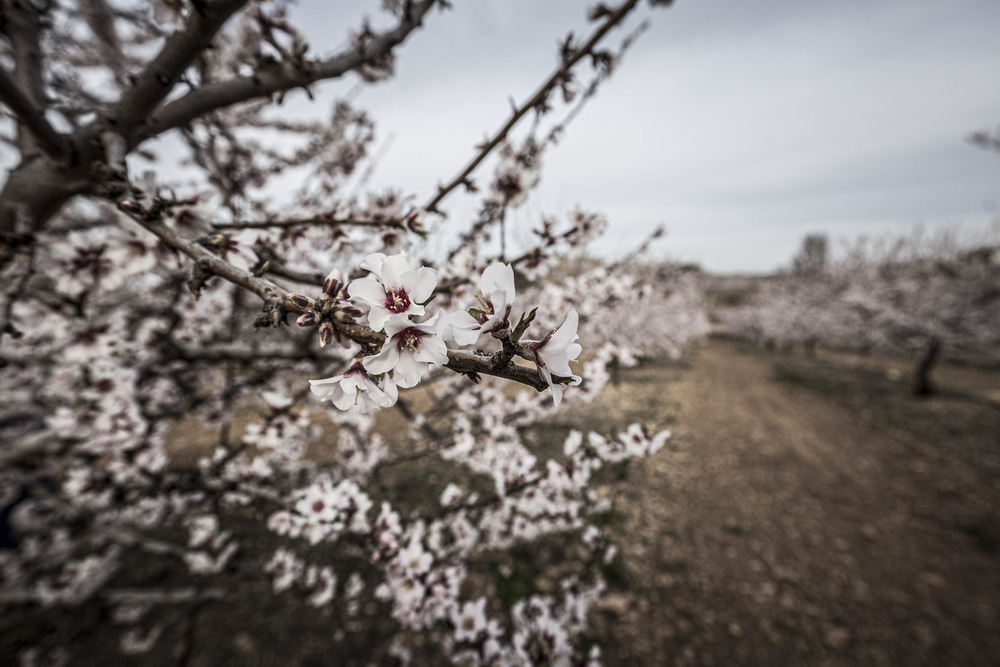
[0,0,54,159]
[0,65,69,160]
[131,0,437,146]
[104,0,250,137]
[212,217,402,230]
[120,205,288,303]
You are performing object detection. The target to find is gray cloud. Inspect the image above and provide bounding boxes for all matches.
[114,2,1000,272]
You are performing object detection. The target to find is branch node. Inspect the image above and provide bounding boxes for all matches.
[255,298,287,329]
[187,258,213,296]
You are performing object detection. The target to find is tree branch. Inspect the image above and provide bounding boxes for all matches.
[115,201,569,393]
[154,339,555,392]
[131,0,437,145]
[422,0,640,215]
[212,217,404,231]
[104,0,250,137]
[0,66,69,160]
[117,203,288,304]
[0,0,65,159]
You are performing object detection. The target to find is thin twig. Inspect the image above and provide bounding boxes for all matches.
[212,217,403,230]
[422,0,640,215]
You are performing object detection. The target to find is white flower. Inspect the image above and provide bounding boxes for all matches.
[150,0,185,28]
[348,252,437,332]
[440,262,516,345]
[531,309,583,406]
[439,484,463,507]
[451,597,488,643]
[307,567,337,607]
[310,360,398,412]
[397,537,433,576]
[265,548,303,593]
[363,313,448,388]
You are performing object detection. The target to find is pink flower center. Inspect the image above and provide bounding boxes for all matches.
[384,287,411,313]
[471,293,495,324]
[398,328,422,352]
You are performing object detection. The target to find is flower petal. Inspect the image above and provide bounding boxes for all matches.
[393,351,425,388]
[406,266,438,303]
[360,252,387,275]
[380,253,413,290]
[439,310,481,346]
[480,262,514,297]
[363,343,399,376]
[347,277,385,303]
[415,334,448,366]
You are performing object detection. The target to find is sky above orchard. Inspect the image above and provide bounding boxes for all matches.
[286,0,1000,273]
[3,1,991,273]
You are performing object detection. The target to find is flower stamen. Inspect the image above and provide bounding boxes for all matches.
[384,286,411,314]
[399,328,422,352]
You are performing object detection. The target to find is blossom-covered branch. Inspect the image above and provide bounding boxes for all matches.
[0,2,698,663]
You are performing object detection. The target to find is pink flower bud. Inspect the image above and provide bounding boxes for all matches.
[296,312,318,327]
[322,269,343,299]
[318,321,334,348]
[340,305,363,320]
[287,293,318,312]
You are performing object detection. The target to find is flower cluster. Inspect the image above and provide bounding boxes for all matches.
[304,252,586,412]
[0,1,700,664]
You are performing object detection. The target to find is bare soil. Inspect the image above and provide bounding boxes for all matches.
[5,339,999,666]
[592,339,1000,666]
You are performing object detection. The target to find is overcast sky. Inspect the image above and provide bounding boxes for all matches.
[7,2,994,273]
[284,0,1000,273]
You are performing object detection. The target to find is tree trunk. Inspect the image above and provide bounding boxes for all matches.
[913,339,941,396]
[609,356,621,386]
[0,154,92,268]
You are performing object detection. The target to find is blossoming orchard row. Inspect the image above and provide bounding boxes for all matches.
[0,1,698,664]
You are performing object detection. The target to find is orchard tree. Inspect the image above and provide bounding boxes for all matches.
[835,234,1000,394]
[722,230,1000,395]
[791,233,828,277]
[0,0,701,664]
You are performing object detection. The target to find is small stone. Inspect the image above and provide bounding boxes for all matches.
[233,632,256,654]
[599,593,630,617]
[823,625,850,650]
[917,571,946,589]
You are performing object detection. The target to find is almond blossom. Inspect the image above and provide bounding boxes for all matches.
[530,309,583,406]
[451,597,490,643]
[362,313,448,388]
[440,261,516,345]
[348,252,438,332]
[309,360,399,412]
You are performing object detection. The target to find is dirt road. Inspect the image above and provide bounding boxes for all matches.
[597,340,1000,665]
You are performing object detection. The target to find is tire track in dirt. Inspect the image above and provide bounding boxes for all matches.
[599,340,1000,666]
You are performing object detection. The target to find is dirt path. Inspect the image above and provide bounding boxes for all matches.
[599,340,1000,666]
